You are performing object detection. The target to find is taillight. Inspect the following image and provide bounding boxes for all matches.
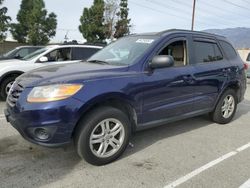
[244,63,248,70]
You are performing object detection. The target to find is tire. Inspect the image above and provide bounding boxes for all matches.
[0,76,17,101]
[210,89,237,124]
[74,106,131,166]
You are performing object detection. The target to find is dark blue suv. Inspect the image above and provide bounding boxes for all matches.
[4,30,247,165]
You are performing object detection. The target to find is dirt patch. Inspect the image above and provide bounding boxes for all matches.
[0,137,18,153]
[132,159,158,170]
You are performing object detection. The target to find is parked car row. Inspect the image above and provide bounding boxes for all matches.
[3,29,248,165]
[0,46,44,60]
[0,44,103,100]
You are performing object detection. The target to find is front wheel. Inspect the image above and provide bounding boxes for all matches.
[0,76,16,101]
[210,89,237,124]
[74,106,131,165]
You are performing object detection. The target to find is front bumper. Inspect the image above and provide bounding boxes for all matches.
[5,96,84,147]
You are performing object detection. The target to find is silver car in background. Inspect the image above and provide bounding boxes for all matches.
[246,53,250,78]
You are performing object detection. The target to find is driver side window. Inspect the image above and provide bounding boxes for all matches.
[45,48,71,62]
[159,40,187,67]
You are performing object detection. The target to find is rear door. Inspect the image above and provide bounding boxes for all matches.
[190,36,232,112]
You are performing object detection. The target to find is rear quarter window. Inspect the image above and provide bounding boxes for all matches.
[72,47,100,60]
[219,40,237,60]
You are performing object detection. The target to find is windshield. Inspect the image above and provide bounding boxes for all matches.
[22,48,48,61]
[88,35,159,66]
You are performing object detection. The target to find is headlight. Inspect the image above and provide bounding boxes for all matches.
[27,84,83,103]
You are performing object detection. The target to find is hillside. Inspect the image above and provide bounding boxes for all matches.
[203,27,250,49]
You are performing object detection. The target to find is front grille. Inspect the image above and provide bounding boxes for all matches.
[7,83,24,107]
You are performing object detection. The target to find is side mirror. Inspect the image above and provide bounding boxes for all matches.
[149,55,174,69]
[39,56,48,63]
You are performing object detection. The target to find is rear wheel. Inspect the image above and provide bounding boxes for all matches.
[74,106,131,165]
[0,76,16,100]
[210,89,237,124]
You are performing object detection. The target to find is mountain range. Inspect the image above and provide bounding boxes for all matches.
[203,27,250,49]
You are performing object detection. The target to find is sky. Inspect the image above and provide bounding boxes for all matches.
[2,0,250,43]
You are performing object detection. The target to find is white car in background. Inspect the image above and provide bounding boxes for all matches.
[0,44,103,100]
[245,52,250,78]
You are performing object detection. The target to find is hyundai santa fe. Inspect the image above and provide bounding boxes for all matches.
[4,29,247,165]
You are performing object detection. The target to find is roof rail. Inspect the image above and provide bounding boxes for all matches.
[157,29,226,38]
[63,40,78,45]
[83,42,107,47]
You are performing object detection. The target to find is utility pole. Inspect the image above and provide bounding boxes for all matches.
[191,0,196,31]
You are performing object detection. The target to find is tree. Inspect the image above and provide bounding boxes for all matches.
[104,0,119,41]
[0,0,11,42]
[114,0,131,39]
[79,0,105,43]
[10,0,57,45]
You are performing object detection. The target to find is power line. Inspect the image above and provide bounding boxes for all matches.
[137,0,217,28]
[144,0,192,15]
[199,0,247,18]
[141,0,243,29]
[130,1,233,27]
[129,1,190,23]
[170,0,250,25]
[170,0,249,26]
[241,0,250,4]
[222,0,250,12]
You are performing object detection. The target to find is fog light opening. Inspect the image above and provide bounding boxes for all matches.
[34,128,50,140]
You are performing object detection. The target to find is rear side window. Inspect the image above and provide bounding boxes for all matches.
[72,47,100,60]
[219,40,237,60]
[194,41,223,63]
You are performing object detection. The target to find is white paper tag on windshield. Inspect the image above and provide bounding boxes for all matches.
[136,39,154,44]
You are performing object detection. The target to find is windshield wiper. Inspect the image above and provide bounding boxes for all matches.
[87,60,110,65]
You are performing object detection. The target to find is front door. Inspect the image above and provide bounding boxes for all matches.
[141,36,196,127]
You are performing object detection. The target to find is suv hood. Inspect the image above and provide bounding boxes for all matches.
[17,62,130,87]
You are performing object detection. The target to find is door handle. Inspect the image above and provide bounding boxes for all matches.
[222,68,231,73]
[183,75,193,80]
[183,75,195,83]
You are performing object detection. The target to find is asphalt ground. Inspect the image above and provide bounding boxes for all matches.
[0,80,250,188]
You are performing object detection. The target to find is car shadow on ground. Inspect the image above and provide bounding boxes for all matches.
[0,135,81,188]
[0,100,249,187]
[123,99,250,159]
[234,99,250,119]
